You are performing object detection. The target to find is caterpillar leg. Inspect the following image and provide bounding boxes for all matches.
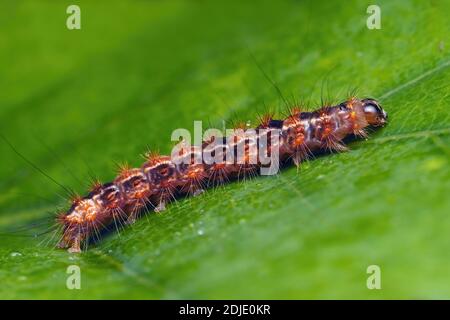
[125,204,142,225]
[154,201,166,213]
[192,189,205,197]
[57,226,82,253]
[67,235,81,253]
[125,216,137,225]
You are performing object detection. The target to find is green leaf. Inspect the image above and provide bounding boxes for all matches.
[0,0,449,299]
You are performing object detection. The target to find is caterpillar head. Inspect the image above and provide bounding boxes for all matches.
[361,98,387,127]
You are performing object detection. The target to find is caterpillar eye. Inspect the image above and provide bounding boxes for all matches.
[362,98,387,126]
[364,104,378,114]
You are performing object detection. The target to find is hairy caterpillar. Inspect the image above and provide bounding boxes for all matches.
[57,97,387,253]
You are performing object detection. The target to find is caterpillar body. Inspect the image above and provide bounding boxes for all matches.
[58,97,387,252]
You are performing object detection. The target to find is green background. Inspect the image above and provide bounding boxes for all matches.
[0,0,449,299]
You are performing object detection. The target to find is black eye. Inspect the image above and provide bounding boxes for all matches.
[362,98,382,110]
[362,100,387,125]
[364,104,378,114]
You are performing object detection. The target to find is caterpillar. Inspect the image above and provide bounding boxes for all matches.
[57,97,387,253]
